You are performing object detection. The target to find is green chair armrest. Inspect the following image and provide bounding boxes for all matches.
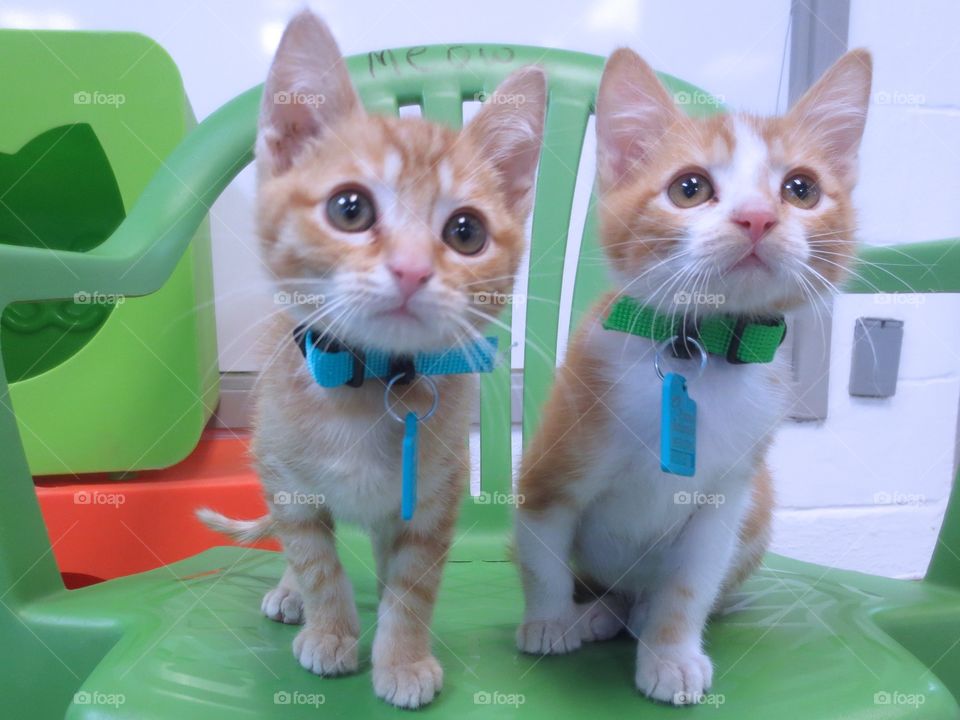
[0,86,260,304]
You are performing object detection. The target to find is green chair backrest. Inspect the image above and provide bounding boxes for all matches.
[1,41,958,610]
[345,45,721,530]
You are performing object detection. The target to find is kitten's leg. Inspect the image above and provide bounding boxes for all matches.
[276,512,361,677]
[261,564,304,624]
[370,508,455,709]
[515,505,583,654]
[720,462,773,598]
[634,492,747,705]
[626,596,649,639]
[371,528,391,600]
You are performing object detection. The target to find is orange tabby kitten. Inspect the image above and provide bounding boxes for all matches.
[515,48,871,704]
[200,11,545,709]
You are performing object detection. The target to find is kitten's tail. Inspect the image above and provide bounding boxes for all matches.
[196,508,275,543]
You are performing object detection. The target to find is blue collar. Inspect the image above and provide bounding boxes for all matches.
[293,325,498,388]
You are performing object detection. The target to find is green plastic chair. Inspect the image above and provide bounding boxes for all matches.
[0,30,219,475]
[1,37,959,719]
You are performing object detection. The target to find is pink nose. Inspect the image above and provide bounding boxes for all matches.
[732,206,778,245]
[389,260,433,299]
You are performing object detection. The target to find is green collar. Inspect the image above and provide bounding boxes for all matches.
[602,295,786,364]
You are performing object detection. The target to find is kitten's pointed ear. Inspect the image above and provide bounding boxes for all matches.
[596,48,681,190]
[462,66,547,217]
[787,49,872,184]
[257,10,361,176]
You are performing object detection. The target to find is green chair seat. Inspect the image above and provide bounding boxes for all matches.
[2,37,960,719]
[19,537,960,719]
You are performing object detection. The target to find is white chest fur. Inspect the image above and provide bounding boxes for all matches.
[570,323,787,586]
[254,370,471,529]
[256,398,404,526]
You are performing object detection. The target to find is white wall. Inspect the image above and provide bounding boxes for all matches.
[767,0,960,578]
[4,1,959,578]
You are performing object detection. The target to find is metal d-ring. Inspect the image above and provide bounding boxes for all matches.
[654,335,708,381]
[384,373,439,424]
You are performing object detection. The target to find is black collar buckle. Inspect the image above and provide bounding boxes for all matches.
[388,355,417,385]
[670,314,702,360]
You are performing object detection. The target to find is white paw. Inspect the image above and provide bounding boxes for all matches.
[577,598,626,642]
[635,643,713,705]
[373,656,443,709]
[293,628,358,676]
[261,585,304,624]
[516,619,582,655]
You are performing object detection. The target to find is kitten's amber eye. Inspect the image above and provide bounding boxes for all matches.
[442,211,487,256]
[782,174,820,209]
[326,188,376,232]
[667,172,715,208]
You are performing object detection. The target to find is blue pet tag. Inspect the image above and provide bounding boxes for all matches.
[386,374,439,522]
[660,372,697,477]
[401,412,418,521]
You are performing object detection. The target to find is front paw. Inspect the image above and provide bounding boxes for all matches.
[373,656,443,709]
[261,585,303,624]
[516,619,582,655]
[293,628,359,677]
[635,643,713,705]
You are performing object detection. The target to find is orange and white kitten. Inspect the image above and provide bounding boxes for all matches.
[515,49,871,704]
[201,11,545,709]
